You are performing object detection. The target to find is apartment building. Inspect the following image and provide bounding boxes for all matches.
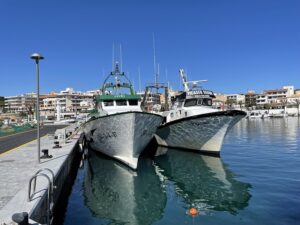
[0,96,4,113]
[226,94,245,104]
[245,91,257,107]
[4,93,37,113]
[256,86,295,106]
[212,93,226,110]
[41,88,94,119]
[287,89,300,105]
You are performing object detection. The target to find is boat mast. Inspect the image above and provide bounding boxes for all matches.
[138,67,141,92]
[112,43,115,71]
[120,44,123,73]
[153,33,159,93]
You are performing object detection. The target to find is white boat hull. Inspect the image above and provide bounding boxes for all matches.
[155,110,246,154]
[83,112,163,169]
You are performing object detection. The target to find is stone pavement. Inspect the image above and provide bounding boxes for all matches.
[0,126,80,224]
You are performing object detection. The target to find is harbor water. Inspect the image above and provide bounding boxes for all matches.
[55,117,300,225]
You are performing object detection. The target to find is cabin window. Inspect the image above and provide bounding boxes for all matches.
[184,99,197,107]
[177,101,183,108]
[170,112,174,118]
[103,100,114,106]
[129,100,138,106]
[202,99,212,106]
[116,100,127,106]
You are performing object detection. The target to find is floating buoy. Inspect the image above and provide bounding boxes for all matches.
[189,207,198,217]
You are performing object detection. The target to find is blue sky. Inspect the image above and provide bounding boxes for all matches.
[0,0,299,96]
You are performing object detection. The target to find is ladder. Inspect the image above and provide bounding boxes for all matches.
[28,168,56,225]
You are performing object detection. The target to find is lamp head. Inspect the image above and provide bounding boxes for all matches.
[30,53,44,60]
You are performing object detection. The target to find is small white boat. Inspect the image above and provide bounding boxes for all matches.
[83,62,163,169]
[248,112,263,119]
[269,111,288,118]
[155,69,246,155]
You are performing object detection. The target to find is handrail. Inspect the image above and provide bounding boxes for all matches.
[28,168,56,225]
[28,173,52,201]
[28,173,52,225]
[33,168,56,194]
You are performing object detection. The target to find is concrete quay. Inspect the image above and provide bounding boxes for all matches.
[0,125,82,225]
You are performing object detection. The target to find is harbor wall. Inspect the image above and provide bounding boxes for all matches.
[29,141,81,224]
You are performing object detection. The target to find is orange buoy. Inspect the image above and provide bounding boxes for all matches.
[189,207,197,217]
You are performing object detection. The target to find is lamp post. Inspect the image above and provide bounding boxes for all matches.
[31,53,44,163]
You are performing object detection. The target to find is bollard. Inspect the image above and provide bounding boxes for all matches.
[40,149,53,159]
[53,141,61,149]
[11,212,29,225]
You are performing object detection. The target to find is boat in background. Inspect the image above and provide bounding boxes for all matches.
[155,69,246,155]
[269,110,288,118]
[248,111,263,119]
[83,62,163,169]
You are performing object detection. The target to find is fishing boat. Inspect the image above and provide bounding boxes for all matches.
[83,62,163,169]
[155,69,246,155]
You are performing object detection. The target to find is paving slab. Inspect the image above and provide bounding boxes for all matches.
[0,125,80,224]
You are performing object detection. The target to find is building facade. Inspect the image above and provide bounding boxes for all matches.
[0,96,4,113]
[41,88,95,120]
[256,86,295,108]
[245,91,257,108]
[226,94,245,109]
[4,93,37,113]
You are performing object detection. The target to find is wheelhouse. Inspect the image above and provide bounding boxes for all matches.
[93,62,142,115]
[96,93,141,115]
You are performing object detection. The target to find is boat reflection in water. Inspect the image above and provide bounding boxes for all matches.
[154,147,252,215]
[83,148,251,224]
[84,151,166,224]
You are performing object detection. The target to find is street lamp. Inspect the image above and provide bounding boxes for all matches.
[31,53,44,163]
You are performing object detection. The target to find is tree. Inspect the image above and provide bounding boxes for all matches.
[19,111,27,117]
[264,103,271,112]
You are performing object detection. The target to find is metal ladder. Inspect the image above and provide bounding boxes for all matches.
[28,168,56,225]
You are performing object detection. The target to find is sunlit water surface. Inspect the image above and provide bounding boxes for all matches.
[57,118,300,225]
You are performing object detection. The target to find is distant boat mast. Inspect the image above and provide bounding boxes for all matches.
[120,44,123,73]
[112,43,115,70]
[153,33,159,93]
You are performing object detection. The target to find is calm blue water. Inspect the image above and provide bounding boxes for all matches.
[57,118,300,225]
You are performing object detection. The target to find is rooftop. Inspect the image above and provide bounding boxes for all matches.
[264,88,287,94]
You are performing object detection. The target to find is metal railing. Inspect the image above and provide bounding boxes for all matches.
[28,168,56,225]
